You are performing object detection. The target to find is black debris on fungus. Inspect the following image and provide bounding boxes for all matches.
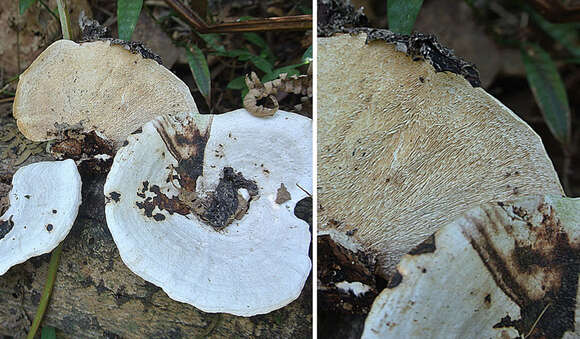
[466,201,580,338]
[135,184,189,218]
[408,234,436,255]
[153,213,166,221]
[52,210,57,214]
[0,216,14,240]
[350,28,481,87]
[317,0,481,87]
[294,197,313,227]
[386,271,403,289]
[202,167,259,230]
[79,15,162,65]
[79,14,112,41]
[108,192,121,203]
[46,224,53,232]
[106,39,162,65]
[155,119,211,192]
[345,228,358,236]
[318,0,368,37]
[50,130,114,175]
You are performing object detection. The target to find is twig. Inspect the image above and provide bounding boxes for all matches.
[525,303,551,338]
[26,243,64,339]
[527,0,580,22]
[0,97,14,104]
[165,0,208,31]
[296,183,312,197]
[164,0,311,33]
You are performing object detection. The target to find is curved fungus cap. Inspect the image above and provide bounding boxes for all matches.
[0,160,82,275]
[318,32,563,276]
[104,109,312,316]
[362,195,580,339]
[13,39,197,147]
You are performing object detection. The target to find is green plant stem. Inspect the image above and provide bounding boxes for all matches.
[56,0,71,39]
[26,243,63,339]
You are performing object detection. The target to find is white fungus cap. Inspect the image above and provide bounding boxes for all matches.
[0,160,82,275]
[362,195,580,338]
[104,109,312,316]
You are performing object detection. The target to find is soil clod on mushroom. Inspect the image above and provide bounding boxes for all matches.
[0,216,14,240]
[201,167,258,230]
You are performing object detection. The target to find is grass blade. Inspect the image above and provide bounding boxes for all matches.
[56,0,71,40]
[521,43,571,144]
[26,244,63,339]
[387,0,424,35]
[302,45,312,63]
[186,45,211,106]
[19,0,38,14]
[117,0,143,41]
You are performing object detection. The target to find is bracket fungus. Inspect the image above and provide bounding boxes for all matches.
[104,108,312,316]
[362,195,580,338]
[318,31,564,276]
[0,160,82,275]
[13,39,196,147]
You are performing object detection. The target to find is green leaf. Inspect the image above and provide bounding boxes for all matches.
[41,326,56,339]
[227,76,247,90]
[243,33,275,63]
[262,66,300,82]
[529,9,580,58]
[521,43,571,144]
[243,33,268,50]
[19,0,38,14]
[248,55,273,74]
[117,0,143,41]
[387,0,424,35]
[198,33,226,53]
[218,49,252,58]
[302,45,312,63]
[185,45,211,105]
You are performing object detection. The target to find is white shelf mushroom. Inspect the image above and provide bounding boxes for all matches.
[0,160,82,275]
[104,109,312,316]
[362,195,580,339]
[318,32,564,277]
[13,39,197,148]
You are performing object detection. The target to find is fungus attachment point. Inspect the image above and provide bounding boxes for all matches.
[0,160,81,276]
[104,109,312,316]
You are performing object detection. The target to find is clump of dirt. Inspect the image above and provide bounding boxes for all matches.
[318,0,368,37]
